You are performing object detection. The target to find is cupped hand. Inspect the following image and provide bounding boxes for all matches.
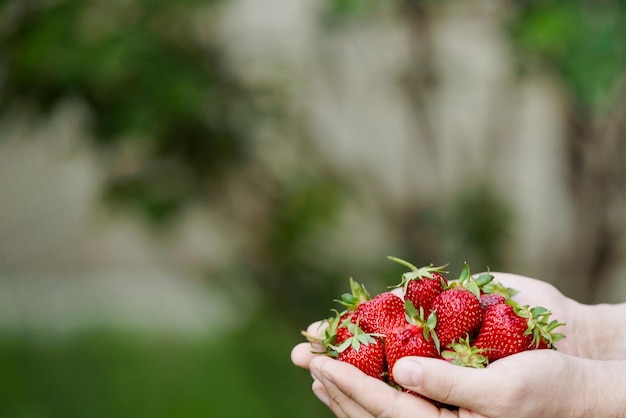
[291,273,623,417]
[309,348,615,418]
[308,355,461,418]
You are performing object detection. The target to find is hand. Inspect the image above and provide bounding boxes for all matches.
[308,348,626,417]
[291,272,626,417]
[307,355,458,418]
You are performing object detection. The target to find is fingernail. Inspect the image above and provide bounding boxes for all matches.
[394,358,422,386]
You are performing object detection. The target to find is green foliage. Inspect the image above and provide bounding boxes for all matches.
[325,0,376,21]
[256,175,349,324]
[268,176,343,261]
[322,0,404,26]
[512,0,626,110]
[2,0,252,223]
[401,184,512,275]
[0,308,332,418]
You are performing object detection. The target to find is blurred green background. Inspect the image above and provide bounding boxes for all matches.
[1,0,626,416]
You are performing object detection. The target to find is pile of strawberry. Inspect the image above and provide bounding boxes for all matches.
[303,256,565,390]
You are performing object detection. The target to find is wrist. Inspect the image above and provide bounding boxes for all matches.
[577,358,626,417]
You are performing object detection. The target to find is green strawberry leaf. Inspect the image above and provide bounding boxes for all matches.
[459,262,471,283]
[474,272,495,288]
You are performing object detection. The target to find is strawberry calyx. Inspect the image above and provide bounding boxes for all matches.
[507,300,566,349]
[405,300,440,353]
[445,263,494,299]
[330,320,383,355]
[441,335,488,368]
[300,309,348,355]
[480,279,518,298]
[387,256,448,293]
[335,277,371,311]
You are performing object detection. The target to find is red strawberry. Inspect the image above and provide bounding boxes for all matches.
[335,312,356,345]
[336,277,405,336]
[479,293,506,309]
[388,256,448,313]
[473,303,531,362]
[479,278,517,310]
[384,301,439,383]
[473,301,565,362]
[334,322,386,380]
[433,288,482,348]
[431,264,492,348]
[356,292,406,336]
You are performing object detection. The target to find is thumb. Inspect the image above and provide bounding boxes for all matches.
[393,356,507,412]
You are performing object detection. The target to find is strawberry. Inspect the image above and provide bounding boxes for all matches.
[334,321,386,380]
[336,277,405,336]
[431,264,492,348]
[384,301,439,383]
[388,256,448,313]
[433,288,482,348]
[473,301,565,362]
[479,278,518,310]
[335,312,356,345]
[479,293,506,309]
[356,292,406,336]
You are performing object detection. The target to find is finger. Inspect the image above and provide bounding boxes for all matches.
[292,320,330,369]
[305,320,328,339]
[311,379,331,408]
[393,356,508,413]
[313,374,373,418]
[311,356,445,418]
[291,342,323,369]
[459,408,487,418]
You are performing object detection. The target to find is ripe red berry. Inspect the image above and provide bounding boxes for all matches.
[334,322,386,380]
[356,292,406,336]
[473,301,565,362]
[473,303,532,362]
[335,312,356,345]
[479,279,518,310]
[385,322,438,383]
[479,293,506,310]
[432,287,483,348]
[431,264,494,348]
[388,256,449,313]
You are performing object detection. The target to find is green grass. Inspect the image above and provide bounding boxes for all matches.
[0,308,332,418]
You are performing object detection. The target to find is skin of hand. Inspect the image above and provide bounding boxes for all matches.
[291,273,626,417]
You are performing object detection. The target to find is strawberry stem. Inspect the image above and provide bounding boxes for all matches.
[387,256,420,272]
[335,277,371,310]
[387,256,448,294]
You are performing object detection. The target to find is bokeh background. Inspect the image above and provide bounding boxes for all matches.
[1,0,626,416]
